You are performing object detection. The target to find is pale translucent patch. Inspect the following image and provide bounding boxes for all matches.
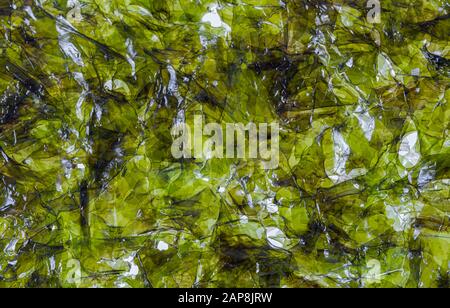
[126,55,136,77]
[202,10,221,27]
[126,38,137,58]
[167,65,183,105]
[364,259,382,285]
[125,38,137,78]
[94,103,103,122]
[255,227,264,240]
[201,4,231,33]
[58,40,84,66]
[240,215,249,225]
[157,241,169,251]
[0,149,9,162]
[194,169,210,182]
[56,17,84,66]
[0,189,15,211]
[340,11,354,27]
[355,105,375,141]
[73,72,89,120]
[199,3,231,48]
[399,131,421,168]
[308,30,330,65]
[444,133,450,148]
[418,164,436,187]
[67,3,83,23]
[385,204,410,232]
[61,159,73,179]
[73,72,88,90]
[199,33,209,48]
[76,95,86,119]
[167,65,178,94]
[67,0,80,8]
[266,227,286,249]
[385,201,424,232]
[9,260,18,267]
[104,80,113,91]
[411,68,420,76]
[315,13,330,26]
[49,256,56,271]
[260,198,279,214]
[56,177,62,192]
[413,228,421,240]
[4,238,19,254]
[346,57,354,68]
[377,53,396,79]
[104,79,131,95]
[194,260,203,285]
[123,253,139,277]
[330,130,351,183]
[24,6,37,21]
[128,5,152,17]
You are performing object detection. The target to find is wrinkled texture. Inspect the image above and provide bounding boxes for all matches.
[0,0,449,288]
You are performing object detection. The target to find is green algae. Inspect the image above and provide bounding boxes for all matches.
[0,0,449,288]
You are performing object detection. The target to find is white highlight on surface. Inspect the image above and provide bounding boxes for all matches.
[260,198,279,214]
[385,201,424,232]
[399,131,421,169]
[330,130,351,183]
[418,164,436,187]
[411,68,420,77]
[377,53,396,79]
[24,6,37,21]
[444,137,450,148]
[104,79,130,95]
[4,238,19,254]
[73,72,89,120]
[56,17,84,66]
[157,241,169,251]
[50,256,56,271]
[355,105,375,141]
[167,65,183,105]
[0,189,15,211]
[240,215,249,224]
[167,65,178,94]
[266,227,286,249]
[123,253,139,277]
[126,38,137,78]
[201,4,231,33]
[67,0,80,8]
[346,57,354,68]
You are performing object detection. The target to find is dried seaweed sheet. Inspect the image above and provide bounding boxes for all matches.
[0,0,449,288]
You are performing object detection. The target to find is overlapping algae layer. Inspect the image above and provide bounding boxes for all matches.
[0,0,449,288]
